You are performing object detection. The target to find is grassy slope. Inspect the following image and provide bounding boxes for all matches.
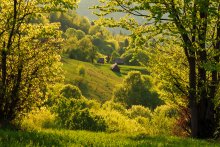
[0,129,219,146]
[62,57,146,102]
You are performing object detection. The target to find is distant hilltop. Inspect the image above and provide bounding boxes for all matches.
[76,0,130,35]
[76,0,99,21]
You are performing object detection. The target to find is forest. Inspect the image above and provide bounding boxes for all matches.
[0,0,220,146]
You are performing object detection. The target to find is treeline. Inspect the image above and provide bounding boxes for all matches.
[32,10,144,65]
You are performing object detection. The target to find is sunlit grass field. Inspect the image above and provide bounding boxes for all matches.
[0,128,219,147]
[62,57,147,102]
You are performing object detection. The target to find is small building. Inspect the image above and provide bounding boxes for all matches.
[114,58,124,65]
[97,58,105,64]
[111,63,120,73]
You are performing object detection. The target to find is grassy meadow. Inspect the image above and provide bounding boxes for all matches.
[0,128,219,147]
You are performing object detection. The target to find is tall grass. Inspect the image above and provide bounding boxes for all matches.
[0,128,219,146]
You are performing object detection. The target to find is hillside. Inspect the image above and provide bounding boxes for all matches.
[62,57,147,102]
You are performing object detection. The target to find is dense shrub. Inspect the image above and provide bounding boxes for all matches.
[95,109,145,133]
[60,84,82,99]
[46,84,106,132]
[150,105,176,135]
[55,98,107,131]
[113,71,163,109]
[128,105,152,119]
[45,84,175,135]
[102,101,127,115]
[135,116,150,128]
[77,65,86,77]
[21,108,56,131]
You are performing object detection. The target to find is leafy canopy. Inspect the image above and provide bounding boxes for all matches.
[0,0,78,122]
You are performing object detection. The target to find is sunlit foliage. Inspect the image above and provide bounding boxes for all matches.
[0,0,78,123]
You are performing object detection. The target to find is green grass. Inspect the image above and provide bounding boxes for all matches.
[62,57,147,102]
[0,128,219,146]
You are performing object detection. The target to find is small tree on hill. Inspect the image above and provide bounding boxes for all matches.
[113,71,163,109]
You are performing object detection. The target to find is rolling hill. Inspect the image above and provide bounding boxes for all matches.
[62,56,147,102]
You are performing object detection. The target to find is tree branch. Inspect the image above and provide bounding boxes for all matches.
[114,0,172,21]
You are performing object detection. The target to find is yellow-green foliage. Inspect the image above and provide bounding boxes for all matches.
[113,71,163,108]
[60,84,82,99]
[150,105,176,135]
[128,105,152,119]
[102,101,127,115]
[21,108,56,131]
[95,109,145,133]
[46,83,175,135]
[54,96,107,131]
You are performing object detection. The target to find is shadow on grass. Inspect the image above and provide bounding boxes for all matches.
[1,129,219,146]
[113,71,123,77]
[128,133,219,146]
[0,129,76,146]
[94,63,103,67]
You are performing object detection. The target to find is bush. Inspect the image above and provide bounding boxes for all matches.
[21,108,56,131]
[102,101,127,115]
[55,98,106,131]
[135,116,150,127]
[96,109,145,133]
[128,105,152,119]
[113,71,163,109]
[77,65,86,77]
[150,105,176,135]
[60,84,82,99]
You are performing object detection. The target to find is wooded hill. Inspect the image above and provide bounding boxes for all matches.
[62,57,147,102]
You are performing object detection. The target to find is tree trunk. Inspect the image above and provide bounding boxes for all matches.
[188,56,198,137]
[211,5,220,137]
[0,44,7,120]
[0,0,18,122]
[197,65,215,138]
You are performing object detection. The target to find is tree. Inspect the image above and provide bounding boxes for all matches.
[113,71,162,109]
[67,36,97,63]
[89,25,111,40]
[96,0,220,138]
[121,49,149,66]
[64,28,85,40]
[79,17,91,33]
[146,41,191,135]
[110,50,120,63]
[0,0,78,124]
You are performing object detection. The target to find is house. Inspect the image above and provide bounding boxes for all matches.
[111,63,120,73]
[97,58,105,64]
